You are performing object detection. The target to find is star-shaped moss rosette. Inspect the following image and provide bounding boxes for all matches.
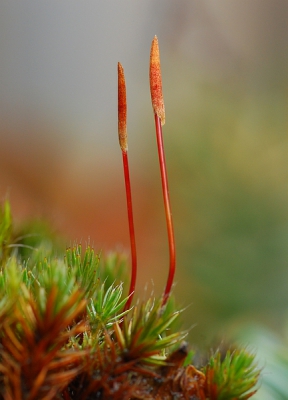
[0,36,260,399]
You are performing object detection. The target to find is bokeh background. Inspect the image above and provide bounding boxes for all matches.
[1,2,288,396]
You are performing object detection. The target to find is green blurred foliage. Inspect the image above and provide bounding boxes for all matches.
[236,325,288,399]
[156,62,288,347]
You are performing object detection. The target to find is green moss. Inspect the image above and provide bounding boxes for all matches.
[0,201,261,399]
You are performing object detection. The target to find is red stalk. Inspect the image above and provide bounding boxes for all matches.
[150,36,176,306]
[154,113,176,306]
[122,150,137,311]
[118,62,137,311]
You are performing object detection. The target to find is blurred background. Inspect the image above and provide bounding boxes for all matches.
[1,1,288,396]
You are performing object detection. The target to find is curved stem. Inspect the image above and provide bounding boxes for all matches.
[118,62,137,311]
[154,114,176,306]
[122,150,137,311]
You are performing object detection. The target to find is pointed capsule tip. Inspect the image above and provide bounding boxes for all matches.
[150,36,165,125]
[118,62,128,151]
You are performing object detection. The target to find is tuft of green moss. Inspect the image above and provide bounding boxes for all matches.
[0,202,260,399]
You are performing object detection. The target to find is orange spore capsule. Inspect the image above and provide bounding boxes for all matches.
[150,36,165,125]
[118,62,128,152]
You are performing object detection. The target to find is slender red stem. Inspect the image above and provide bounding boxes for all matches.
[118,62,137,311]
[122,150,137,311]
[150,36,176,306]
[154,113,176,306]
